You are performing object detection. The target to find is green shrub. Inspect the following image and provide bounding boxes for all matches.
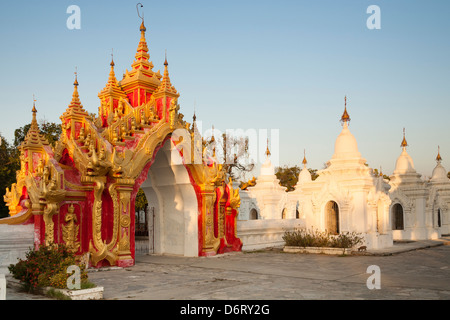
[8,244,90,292]
[283,228,364,248]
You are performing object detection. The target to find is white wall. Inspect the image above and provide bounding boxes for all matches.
[237,219,304,251]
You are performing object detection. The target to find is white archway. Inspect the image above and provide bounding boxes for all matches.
[140,139,199,257]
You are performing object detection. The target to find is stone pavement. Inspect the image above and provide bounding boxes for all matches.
[4,237,450,301]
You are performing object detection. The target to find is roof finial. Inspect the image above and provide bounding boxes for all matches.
[30,94,39,130]
[32,94,37,113]
[193,100,197,122]
[436,145,442,162]
[302,149,307,166]
[266,138,271,157]
[137,3,145,32]
[110,48,115,67]
[164,49,168,66]
[401,127,408,148]
[340,95,350,125]
[74,67,79,87]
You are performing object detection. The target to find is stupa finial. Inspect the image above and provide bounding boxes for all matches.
[265,138,271,157]
[436,145,442,162]
[340,95,350,125]
[401,127,408,148]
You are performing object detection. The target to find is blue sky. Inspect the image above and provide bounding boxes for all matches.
[0,0,449,179]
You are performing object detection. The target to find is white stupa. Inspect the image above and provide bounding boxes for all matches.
[428,147,450,235]
[290,97,393,249]
[388,129,438,240]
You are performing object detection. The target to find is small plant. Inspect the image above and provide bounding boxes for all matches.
[8,244,91,293]
[283,228,364,249]
[46,288,72,300]
[329,232,364,249]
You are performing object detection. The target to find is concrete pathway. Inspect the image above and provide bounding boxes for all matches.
[4,237,450,301]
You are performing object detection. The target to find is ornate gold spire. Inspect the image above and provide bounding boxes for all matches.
[120,17,162,102]
[401,128,408,148]
[21,98,49,148]
[340,96,351,124]
[154,52,179,97]
[436,145,442,162]
[61,71,91,122]
[99,50,124,96]
[69,69,82,108]
[109,50,118,84]
[31,95,38,128]
[135,20,150,64]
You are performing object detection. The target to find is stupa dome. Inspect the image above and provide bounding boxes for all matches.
[431,162,447,181]
[431,147,448,181]
[393,129,416,175]
[332,122,361,160]
[260,157,275,176]
[394,148,416,174]
[298,151,312,184]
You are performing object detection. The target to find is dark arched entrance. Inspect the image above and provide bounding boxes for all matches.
[325,201,339,234]
[392,203,404,230]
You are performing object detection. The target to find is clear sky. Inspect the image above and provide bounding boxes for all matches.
[0,0,449,180]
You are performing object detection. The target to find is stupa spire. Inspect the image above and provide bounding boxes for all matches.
[401,128,408,149]
[340,96,351,125]
[436,145,442,163]
[302,149,307,167]
[265,138,271,158]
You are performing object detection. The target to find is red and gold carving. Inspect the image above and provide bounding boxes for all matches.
[1,18,241,267]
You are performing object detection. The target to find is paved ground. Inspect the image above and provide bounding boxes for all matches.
[4,237,450,301]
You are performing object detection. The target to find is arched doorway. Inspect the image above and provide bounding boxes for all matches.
[392,203,404,230]
[140,139,199,257]
[325,201,339,234]
[281,208,287,219]
[249,208,258,220]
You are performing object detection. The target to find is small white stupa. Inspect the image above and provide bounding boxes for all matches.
[297,150,312,186]
[388,129,436,240]
[244,139,287,220]
[428,146,450,235]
